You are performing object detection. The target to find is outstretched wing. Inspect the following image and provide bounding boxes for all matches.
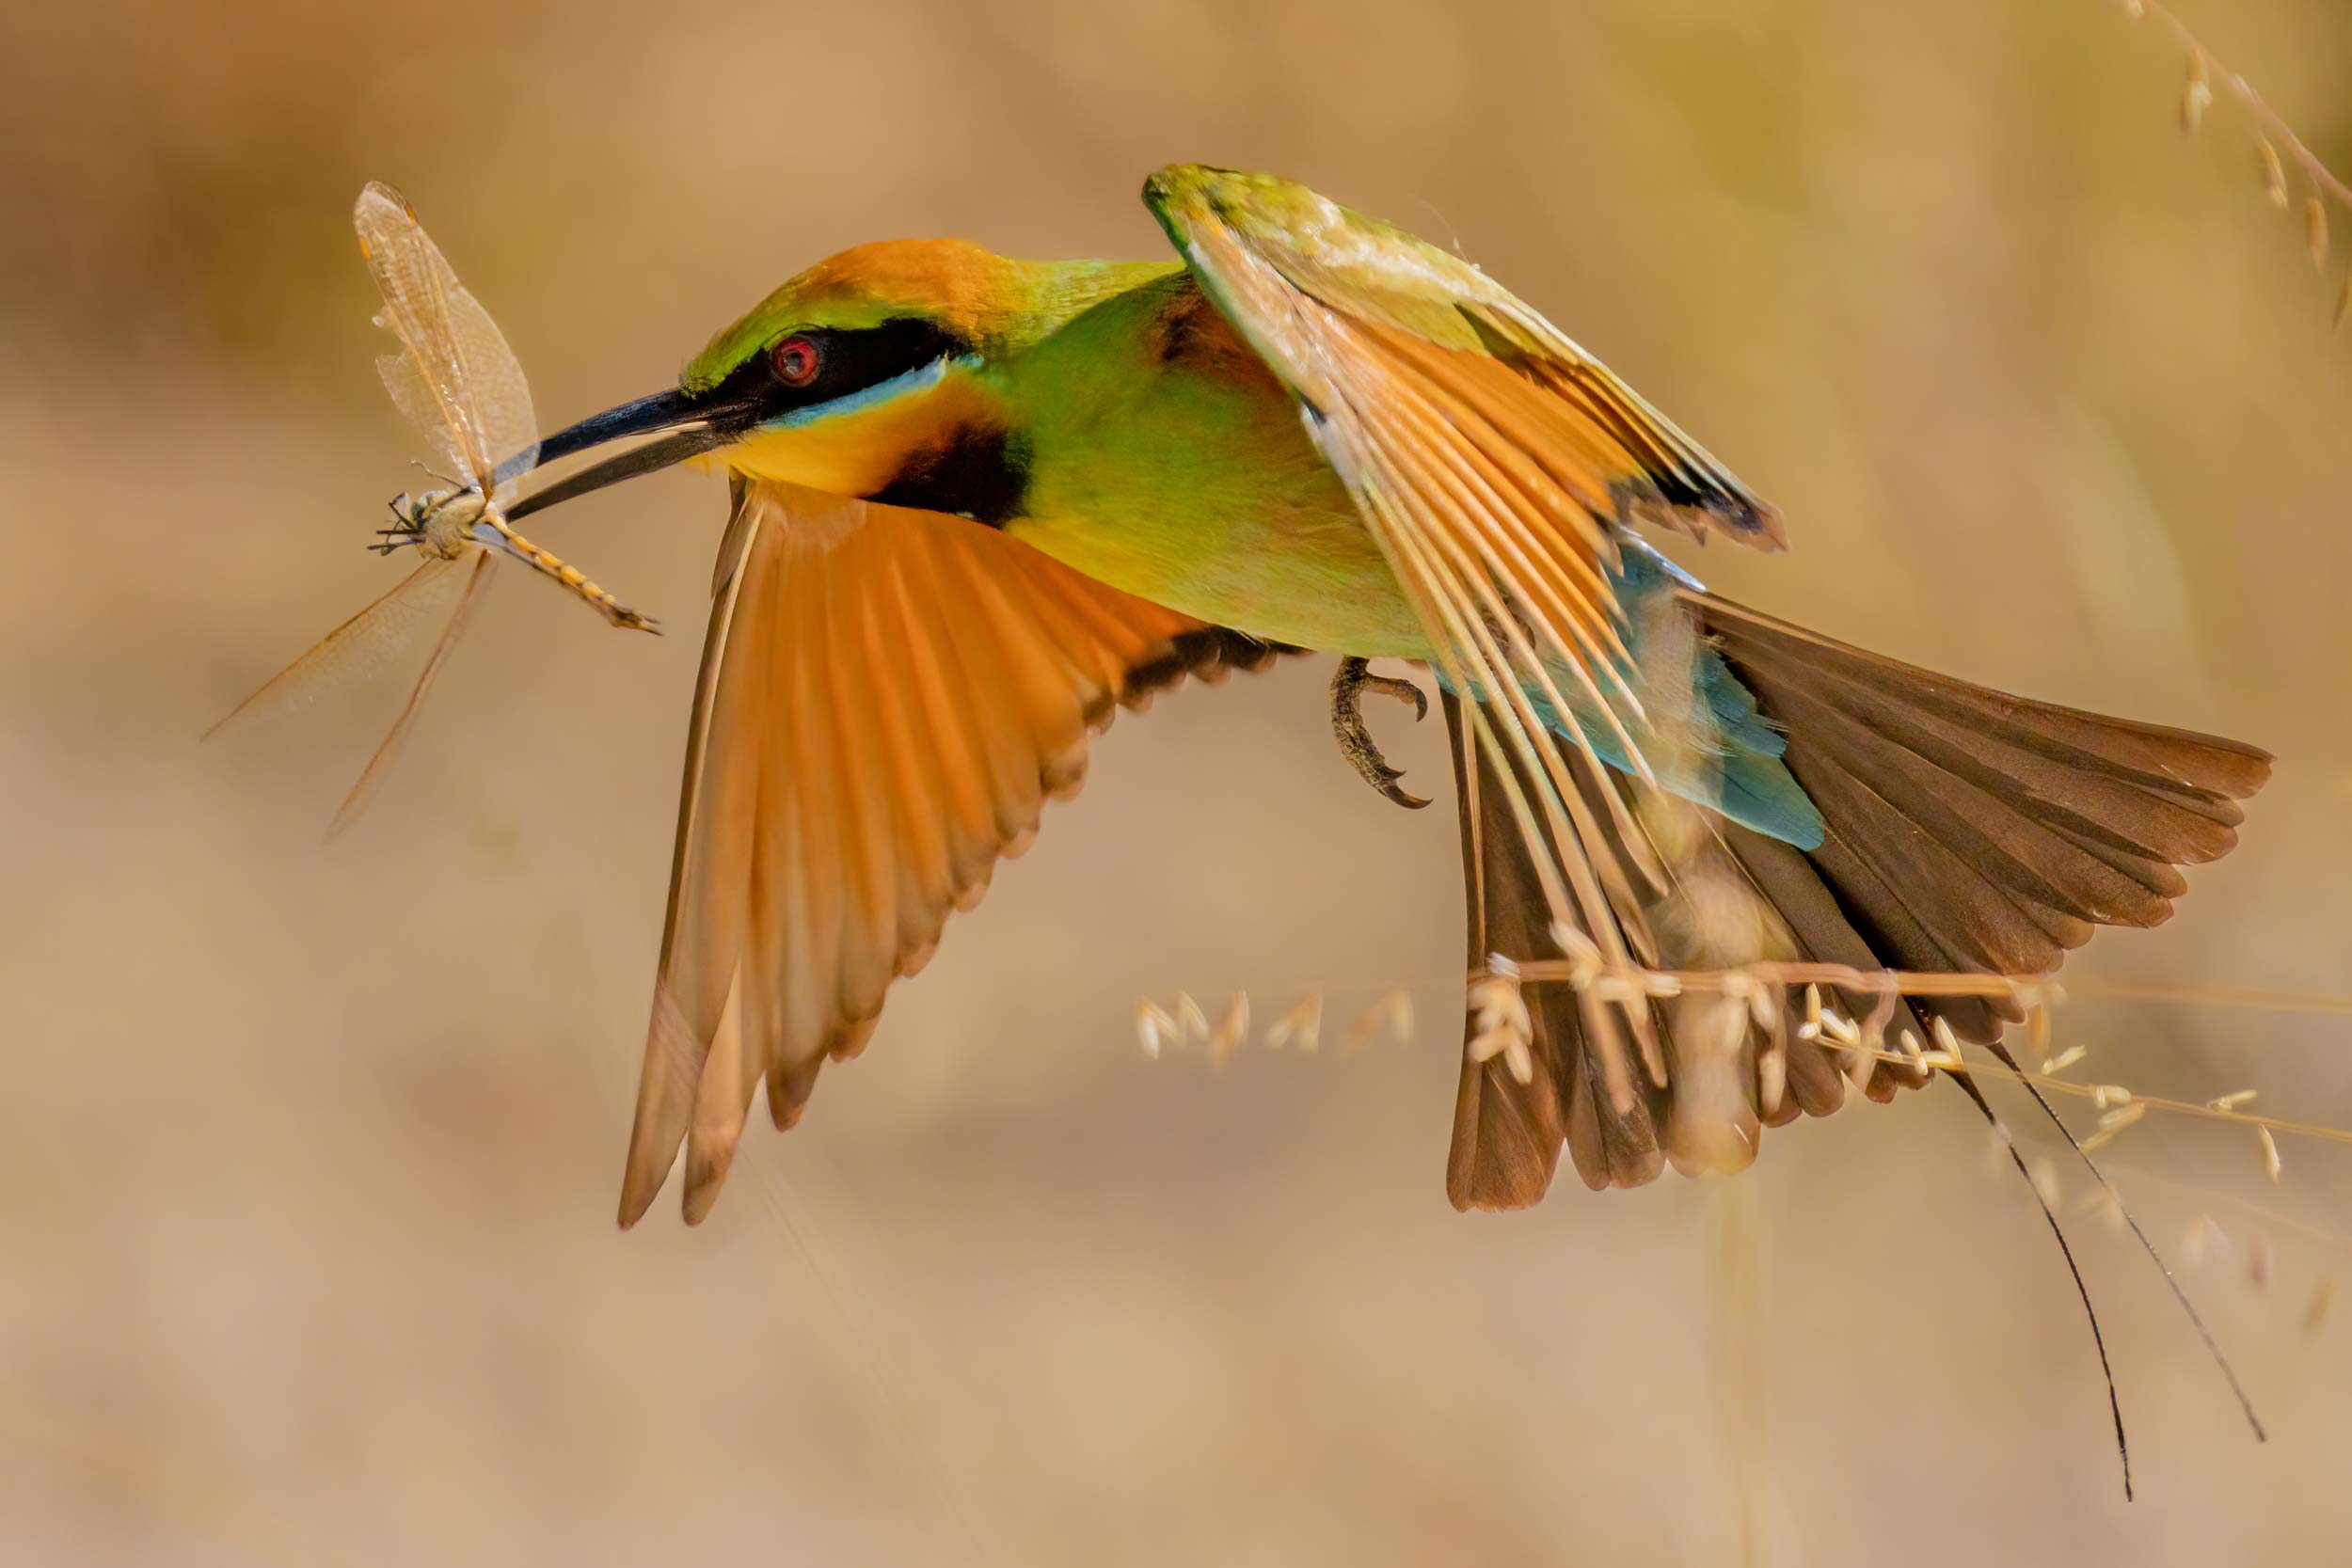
[353,182,538,501]
[1144,164,1787,1120]
[1143,166,1781,559]
[620,482,1289,1227]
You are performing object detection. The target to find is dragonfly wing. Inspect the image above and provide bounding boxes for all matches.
[328,549,497,835]
[203,555,468,739]
[353,182,538,500]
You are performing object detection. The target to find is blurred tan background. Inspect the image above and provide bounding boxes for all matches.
[5,0,2351,1561]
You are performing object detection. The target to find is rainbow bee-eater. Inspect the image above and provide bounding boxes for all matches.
[479,165,2268,1228]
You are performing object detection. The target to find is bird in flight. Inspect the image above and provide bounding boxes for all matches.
[460,165,2266,1227]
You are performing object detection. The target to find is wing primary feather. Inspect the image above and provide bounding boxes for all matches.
[1364,376,1635,686]
[881,538,1009,888]
[818,555,904,1029]
[1361,399,1663,895]
[853,554,960,950]
[1350,386,1654,786]
[619,500,767,1228]
[1353,468,1656,1111]
[784,552,844,1053]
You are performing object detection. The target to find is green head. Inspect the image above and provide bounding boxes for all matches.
[503,240,1176,520]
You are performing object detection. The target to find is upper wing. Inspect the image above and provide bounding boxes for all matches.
[353,182,538,500]
[620,481,1289,1227]
[1142,166,1781,557]
[1143,165,1785,1110]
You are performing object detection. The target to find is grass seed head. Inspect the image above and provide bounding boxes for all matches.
[1136,998,1180,1057]
[2081,1102,2146,1150]
[1208,992,1249,1069]
[2261,135,2291,206]
[1264,992,1324,1053]
[2305,1279,2335,1337]
[2181,53,2213,135]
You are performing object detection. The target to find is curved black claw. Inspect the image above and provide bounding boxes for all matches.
[1330,657,1431,810]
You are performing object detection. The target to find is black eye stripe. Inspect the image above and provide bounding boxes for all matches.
[792,318,969,399]
[706,317,973,420]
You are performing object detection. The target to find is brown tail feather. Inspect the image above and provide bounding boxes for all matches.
[1442,593,2270,1209]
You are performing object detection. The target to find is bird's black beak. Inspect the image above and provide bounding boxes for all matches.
[493,382,765,525]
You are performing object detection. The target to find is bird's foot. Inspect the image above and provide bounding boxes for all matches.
[1330,657,1430,810]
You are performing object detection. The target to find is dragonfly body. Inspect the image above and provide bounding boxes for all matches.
[385,483,655,629]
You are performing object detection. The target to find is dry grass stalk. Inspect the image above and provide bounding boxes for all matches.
[2110,0,2352,323]
[1502,945,2352,1157]
[1519,955,2352,1019]
[1756,1024,2352,1154]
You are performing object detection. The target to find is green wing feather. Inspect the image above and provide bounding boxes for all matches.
[1141,165,1784,552]
[1144,164,1809,1119]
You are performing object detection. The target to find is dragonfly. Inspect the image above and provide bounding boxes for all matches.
[207,182,656,833]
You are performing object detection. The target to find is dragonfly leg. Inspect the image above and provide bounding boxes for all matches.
[373,514,425,556]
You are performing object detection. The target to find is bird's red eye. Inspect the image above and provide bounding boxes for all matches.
[771,335,820,387]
